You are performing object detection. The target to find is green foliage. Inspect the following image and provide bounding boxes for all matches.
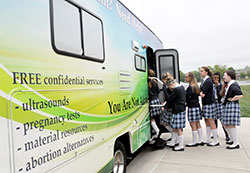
[193,70,201,82]
[240,85,250,117]
[240,72,246,79]
[247,71,250,78]
[180,70,185,82]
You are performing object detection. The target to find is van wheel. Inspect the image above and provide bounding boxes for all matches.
[113,141,126,173]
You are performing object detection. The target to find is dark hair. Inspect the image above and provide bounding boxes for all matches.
[213,72,221,84]
[201,66,212,78]
[225,70,236,80]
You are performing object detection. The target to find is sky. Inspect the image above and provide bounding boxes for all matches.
[121,0,250,72]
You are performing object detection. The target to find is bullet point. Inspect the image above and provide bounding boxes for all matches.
[15,106,19,109]
[17,147,21,151]
[16,127,20,130]
[19,168,23,172]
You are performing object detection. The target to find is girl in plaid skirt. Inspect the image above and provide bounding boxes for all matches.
[200,67,219,146]
[148,69,161,138]
[221,71,243,149]
[185,72,204,147]
[212,72,230,141]
[163,73,186,151]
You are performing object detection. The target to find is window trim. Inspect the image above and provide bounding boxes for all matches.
[134,54,146,72]
[158,55,176,79]
[49,0,105,63]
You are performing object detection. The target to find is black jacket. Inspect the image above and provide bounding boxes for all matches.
[215,84,222,103]
[200,78,215,105]
[149,80,160,101]
[164,85,186,114]
[223,82,243,105]
[186,86,200,108]
[162,85,173,109]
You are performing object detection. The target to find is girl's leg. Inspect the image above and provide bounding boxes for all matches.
[173,128,184,151]
[205,119,212,143]
[186,122,198,147]
[197,121,204,145]
[151,118,160,137]
[167,128,178,147]
[208,119,219,146]
[227,125,240,149]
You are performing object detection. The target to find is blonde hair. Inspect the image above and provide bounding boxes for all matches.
[187,72,200,95]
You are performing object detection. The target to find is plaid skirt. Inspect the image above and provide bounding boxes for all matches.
[188,107,202,122]
[149,98,162,117]
[162,108,173,125]
[201,104,215,119]
[171,111,186,129]
[222,102,241,126]
[214,100,223,120]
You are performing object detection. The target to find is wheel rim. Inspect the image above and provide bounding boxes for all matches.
[113,150,125,173]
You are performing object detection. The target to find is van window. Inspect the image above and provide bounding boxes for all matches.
[82,11,104,60]
[53,0,82,55]
[135,55,146,72]
[51,0,105,62]
[159,55,175,79]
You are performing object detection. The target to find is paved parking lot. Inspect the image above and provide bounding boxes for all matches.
[127,118,250,173]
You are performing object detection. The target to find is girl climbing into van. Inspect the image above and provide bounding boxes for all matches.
[163,73,186,151]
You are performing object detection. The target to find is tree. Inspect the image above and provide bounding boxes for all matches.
[180,70,185,82]
[193,70,201,82]
[228,67,236,73]
[247,71,250,78]
[240,72,246,79]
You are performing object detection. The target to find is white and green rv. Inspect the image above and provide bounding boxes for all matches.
[0,0,180,172]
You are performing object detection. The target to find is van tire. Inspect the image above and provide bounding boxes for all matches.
[113,141,126,173]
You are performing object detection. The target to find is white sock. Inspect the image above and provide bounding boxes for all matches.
[175,135,184,149]
[197,128,203,143]
[192,131,198,144]
[206,126,212,143]
[151,121,160,136]
[166,125,172,132]
[230,128,239,147]
[211,129,218,144]
[225,128,233,142]
[168,132,178,146]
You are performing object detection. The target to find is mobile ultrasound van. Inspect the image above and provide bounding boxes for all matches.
[0,0,179,172]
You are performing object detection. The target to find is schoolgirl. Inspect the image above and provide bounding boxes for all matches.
[161,73,173,135]
[185,72,204,147]
[148,69,161,138]
[200,66,219,146]
[221,71,243,149]
[163,73,186,151]
[212,72,230,141]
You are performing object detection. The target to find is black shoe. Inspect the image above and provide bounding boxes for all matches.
[207,142,220,147]
[226,141,233,145]
[166,138,172,142]
[226,136,231,142]
[185,143,198,147]
[173,147,184,151]
[197,142,205,146]
[226,145,240,150]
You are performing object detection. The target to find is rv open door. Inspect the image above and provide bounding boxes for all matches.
[155,49,180,83]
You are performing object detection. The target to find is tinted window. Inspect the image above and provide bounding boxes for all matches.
[159,55,175,78]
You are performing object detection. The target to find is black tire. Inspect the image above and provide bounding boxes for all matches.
[113,141,127,173]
